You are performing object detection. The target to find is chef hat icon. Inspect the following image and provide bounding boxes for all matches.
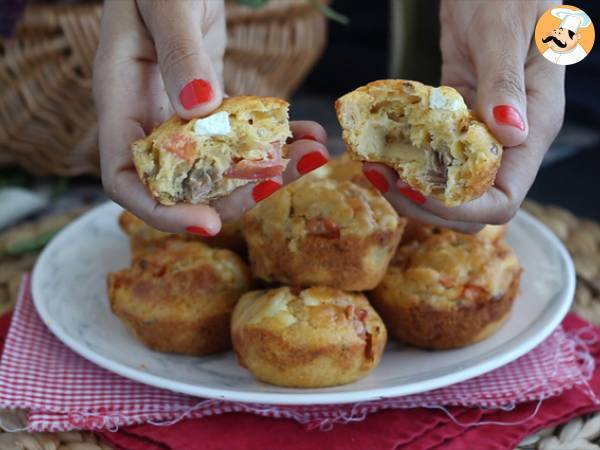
[551,7,592,33]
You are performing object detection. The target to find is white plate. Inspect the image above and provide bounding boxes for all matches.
[32,202,575,405]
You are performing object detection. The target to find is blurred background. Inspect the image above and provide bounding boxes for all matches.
[0,0,598,310]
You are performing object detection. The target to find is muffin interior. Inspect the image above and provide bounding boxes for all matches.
[132,97,292,204]
[336,80,501,204]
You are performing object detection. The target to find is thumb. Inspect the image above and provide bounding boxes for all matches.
[139,2,223,119]
[472,34,529,147]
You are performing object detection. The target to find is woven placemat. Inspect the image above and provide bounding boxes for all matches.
[0,201,598,450]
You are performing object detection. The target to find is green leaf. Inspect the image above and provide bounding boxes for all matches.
[307,0,350,25]
[3,229,60,256]
[50,178,69,200]
[235,0,270,8]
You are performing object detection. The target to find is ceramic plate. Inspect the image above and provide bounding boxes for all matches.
[32,202,575,405]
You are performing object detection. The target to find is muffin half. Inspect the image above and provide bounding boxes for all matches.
[336,80,502,206]
[132,96,292,205]
[231,287,387,388]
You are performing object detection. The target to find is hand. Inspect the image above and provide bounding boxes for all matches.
[93,0,329,235]
[364,0,565,233]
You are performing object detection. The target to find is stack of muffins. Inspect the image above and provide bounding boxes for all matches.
[108,156,522,389]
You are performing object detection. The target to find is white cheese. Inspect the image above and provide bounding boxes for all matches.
[193,111,231,137]
[301,293,320,306]
[429,87,465,111]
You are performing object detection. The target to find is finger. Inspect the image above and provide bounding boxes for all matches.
[289,121,328,145]
[212,176,283,223]
[470,7,532,147]
[412,186,515,225]
[282,140,329,184]
[362,163,484,234]
[95,0,152,63]
[137,0,223,119]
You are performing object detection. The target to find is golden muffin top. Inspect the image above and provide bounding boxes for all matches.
[401,218,507,245]
[119,210,173,243]
[118,210,243,250]
[108,239,252,320]
[232,287,385,348]
[308,153,368,185]
[243,175,400,240]
[382,230,520,307]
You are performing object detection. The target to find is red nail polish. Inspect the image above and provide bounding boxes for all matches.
[185,226,213,237]
[363,170,389,193]
[299,134,318,141]
[493,105,525,131]
[398,186,426,204]
[179,79,213,109]
[252,180,281,203]
[297,151,328,175]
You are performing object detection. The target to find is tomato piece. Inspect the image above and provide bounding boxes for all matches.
[460,284,488,301]
[160,134,196,162]
[355,308,368,321]
[440,275,455,288]
[224,140,287,180]
[306,218,341,239]
[290,286,303,296]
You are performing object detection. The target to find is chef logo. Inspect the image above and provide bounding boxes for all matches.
[535,5,595,65]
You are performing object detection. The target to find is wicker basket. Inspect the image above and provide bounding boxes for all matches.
[0,1,328,176]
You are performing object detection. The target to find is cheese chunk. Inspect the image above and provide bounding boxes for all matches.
[429,87,465,111]
[193,112,232,137]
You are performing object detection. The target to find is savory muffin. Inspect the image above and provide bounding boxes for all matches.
[242,176,405,291]
[231,287,387,388]
[476,223,507,244]
[118,210,246,256]
[370,229,521,349]
[132,96,292,205]
[401,218,507,245]
[108,239,253,355]
[336,80,502,206]
[309,153,366,183]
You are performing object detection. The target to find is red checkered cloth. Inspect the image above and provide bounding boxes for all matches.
[0,276,596,432]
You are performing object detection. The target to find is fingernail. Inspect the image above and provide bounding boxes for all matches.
[493,105,525,131]
[297,151,328,175]
[252,180,281,203]
[179,79,213,109]
[185,226,214,237]
[299,134,318,141]
[363,170,389,193]
[397,186,426,204]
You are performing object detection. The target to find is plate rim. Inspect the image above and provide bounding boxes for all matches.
[32,202,576,405]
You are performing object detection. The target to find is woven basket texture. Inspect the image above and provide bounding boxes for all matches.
[0,1,328,176]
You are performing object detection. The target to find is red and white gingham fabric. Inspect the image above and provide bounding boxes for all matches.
[0,276,595,432]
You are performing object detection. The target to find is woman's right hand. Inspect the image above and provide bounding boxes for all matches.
[93,0,330,236]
